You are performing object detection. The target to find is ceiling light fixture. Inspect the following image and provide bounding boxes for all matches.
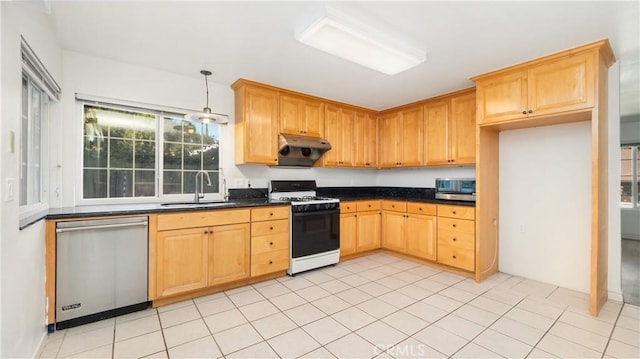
[185,70,229,124]
[295,6,427,75]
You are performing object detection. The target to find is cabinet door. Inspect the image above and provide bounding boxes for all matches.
[301,99,324,138]
[450,92,476,165]
[424,101,450,166]
[157,228,208,298]
[381,211,406,252]
[208,223,250,286]
[244,86,279,164]
[378,112,400,168]
[528,53,594,117]
[340,213,357,257]
[400,106,424,167]
[340,108,355,166]
[323,105,342,166]
[279,94,301,136]
[353,111,378,168]
[405,214,437,261]
[476,70,528,124]
[357,211,381,251]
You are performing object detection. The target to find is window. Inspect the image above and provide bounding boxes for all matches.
[621,145,639,208]
[81,104,221,201]
[20,73,48,207]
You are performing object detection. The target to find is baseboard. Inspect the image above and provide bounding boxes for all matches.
[608,290,624,302]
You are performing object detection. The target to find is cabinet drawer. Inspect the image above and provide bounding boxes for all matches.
[382,200,406,212]
[251,233,289,255]
[251,249,289,276]
[438,217,475,235]
[251,206,289,222]
[438,229,475,251]
[407,202,437,215]
[437,245,475,271]
[157,209,250,231]
[341,201,357,213]
[437,205,475,220]
[251,219,289,236]
[357,200,381,211]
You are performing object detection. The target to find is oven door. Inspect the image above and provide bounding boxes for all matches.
[291,208,340,258]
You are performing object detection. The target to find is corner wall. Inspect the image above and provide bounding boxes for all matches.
[1,2,62,358]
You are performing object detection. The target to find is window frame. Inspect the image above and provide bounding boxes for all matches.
[77,101,225,205]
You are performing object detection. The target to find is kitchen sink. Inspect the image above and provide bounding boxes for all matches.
[160,201,236,208]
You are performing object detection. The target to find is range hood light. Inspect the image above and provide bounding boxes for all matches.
[185,70,229,124]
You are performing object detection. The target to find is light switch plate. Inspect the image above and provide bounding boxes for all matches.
[5,178,15,202]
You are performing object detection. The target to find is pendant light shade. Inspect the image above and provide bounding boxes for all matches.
[185,70,229,124]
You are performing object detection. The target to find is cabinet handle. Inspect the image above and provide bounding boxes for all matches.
[419,207,423,211]
[391,205,395,208]
[452,255,457,259]
[453,238,457,242]
[522,110,527,115]
[269,241,273,246]
[528,110,533,114]
[269,212,273,216]
[368,204,371,208]
[269,226,273,230]
[365,162,370,166]
[452,211,456,214]
[269,260,273,264]
[347,206,351,210]
[452,224,457,228]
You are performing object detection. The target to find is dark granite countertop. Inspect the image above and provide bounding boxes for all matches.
[317,186,475,207]
[46,198,290,220]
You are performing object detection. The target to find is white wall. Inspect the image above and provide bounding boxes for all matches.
[608,63,622,300]
[499,122,592,293]
[1,2,62,358]
[376,166,476,187]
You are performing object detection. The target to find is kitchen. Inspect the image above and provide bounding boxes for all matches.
[2,1,639,358]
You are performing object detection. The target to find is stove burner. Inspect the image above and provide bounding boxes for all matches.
[278,196,329,202]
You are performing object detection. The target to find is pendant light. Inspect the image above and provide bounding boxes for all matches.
[185,70,228,124]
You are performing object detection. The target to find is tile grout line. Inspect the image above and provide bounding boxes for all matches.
[599,302,626,359]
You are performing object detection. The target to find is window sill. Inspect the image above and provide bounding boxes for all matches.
[19,203,49,230]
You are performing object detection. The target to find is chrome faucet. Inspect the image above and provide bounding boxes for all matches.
[194,170,212,203]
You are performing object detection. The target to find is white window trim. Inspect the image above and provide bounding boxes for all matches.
[75,100,225,205]
[621,145,639,209]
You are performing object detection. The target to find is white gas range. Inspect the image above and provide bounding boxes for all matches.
[269,180,340,275]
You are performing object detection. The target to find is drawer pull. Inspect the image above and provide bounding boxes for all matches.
[452,224,457,228]
[452,211,457,214]
[391,205,395,208]
[269,260,273,264]
[269,226,273,230]
[452,255,457,259]
[347,206,351,210]
[269,241,273,246]
[368,204,371,208]
[452,238,457,242]
[419,208,423,211]
[269,212,274,216]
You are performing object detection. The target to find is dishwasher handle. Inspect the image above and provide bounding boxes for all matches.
[56,220,148,233]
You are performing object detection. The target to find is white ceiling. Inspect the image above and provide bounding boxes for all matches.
[50,1,639,114]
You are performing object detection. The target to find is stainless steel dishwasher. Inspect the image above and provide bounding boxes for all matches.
[56,216,149,329]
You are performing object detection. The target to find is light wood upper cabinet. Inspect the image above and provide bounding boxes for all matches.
[353,111,378,168]
[279,94,325,138]
[378,106,423,168]
[156,228,208,298]
[232,80,279,164]
[425,90,476,166]
[207,223,250,286]
[476,53,595,124]
[323,105,354,167]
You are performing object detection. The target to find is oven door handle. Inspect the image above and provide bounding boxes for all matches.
[292,209,338,217]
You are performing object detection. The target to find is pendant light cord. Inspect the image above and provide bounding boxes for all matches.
[204,73,210,109]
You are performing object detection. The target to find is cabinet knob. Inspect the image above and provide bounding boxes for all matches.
[269,241,273,246]
[452,255,457,259]
[419,207,423,211]
[453,238,457,242]
[452,211,457,214]
[528,109,533,114]
[269,260,273,264]
[269,226,273,230]
[368,204,371,208]
[522,110,527,115]
[365,162,370,166]
[391,205,395,208]
[347,206,351,210]
[269,212,273,216]
[452,224,457,228]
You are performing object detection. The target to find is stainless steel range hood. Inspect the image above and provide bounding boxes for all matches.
[277,134,331,167]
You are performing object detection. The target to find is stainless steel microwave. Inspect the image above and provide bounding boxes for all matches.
[435,178,476,201]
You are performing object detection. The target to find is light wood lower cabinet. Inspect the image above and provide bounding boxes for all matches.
[250,206,290,276]
[436,205,475,271]
[381,201,437,261]
[339,201,381,257]
[208,223,251,286]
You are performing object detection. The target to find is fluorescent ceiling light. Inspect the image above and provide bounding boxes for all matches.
[295,6,427,75]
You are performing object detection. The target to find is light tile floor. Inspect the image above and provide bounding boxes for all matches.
[38,253,640,359]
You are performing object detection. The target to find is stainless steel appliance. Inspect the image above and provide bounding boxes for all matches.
[435,178,476,201]
[276,134,332,167]
[270,180,340,274]
[55,216,149,329]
